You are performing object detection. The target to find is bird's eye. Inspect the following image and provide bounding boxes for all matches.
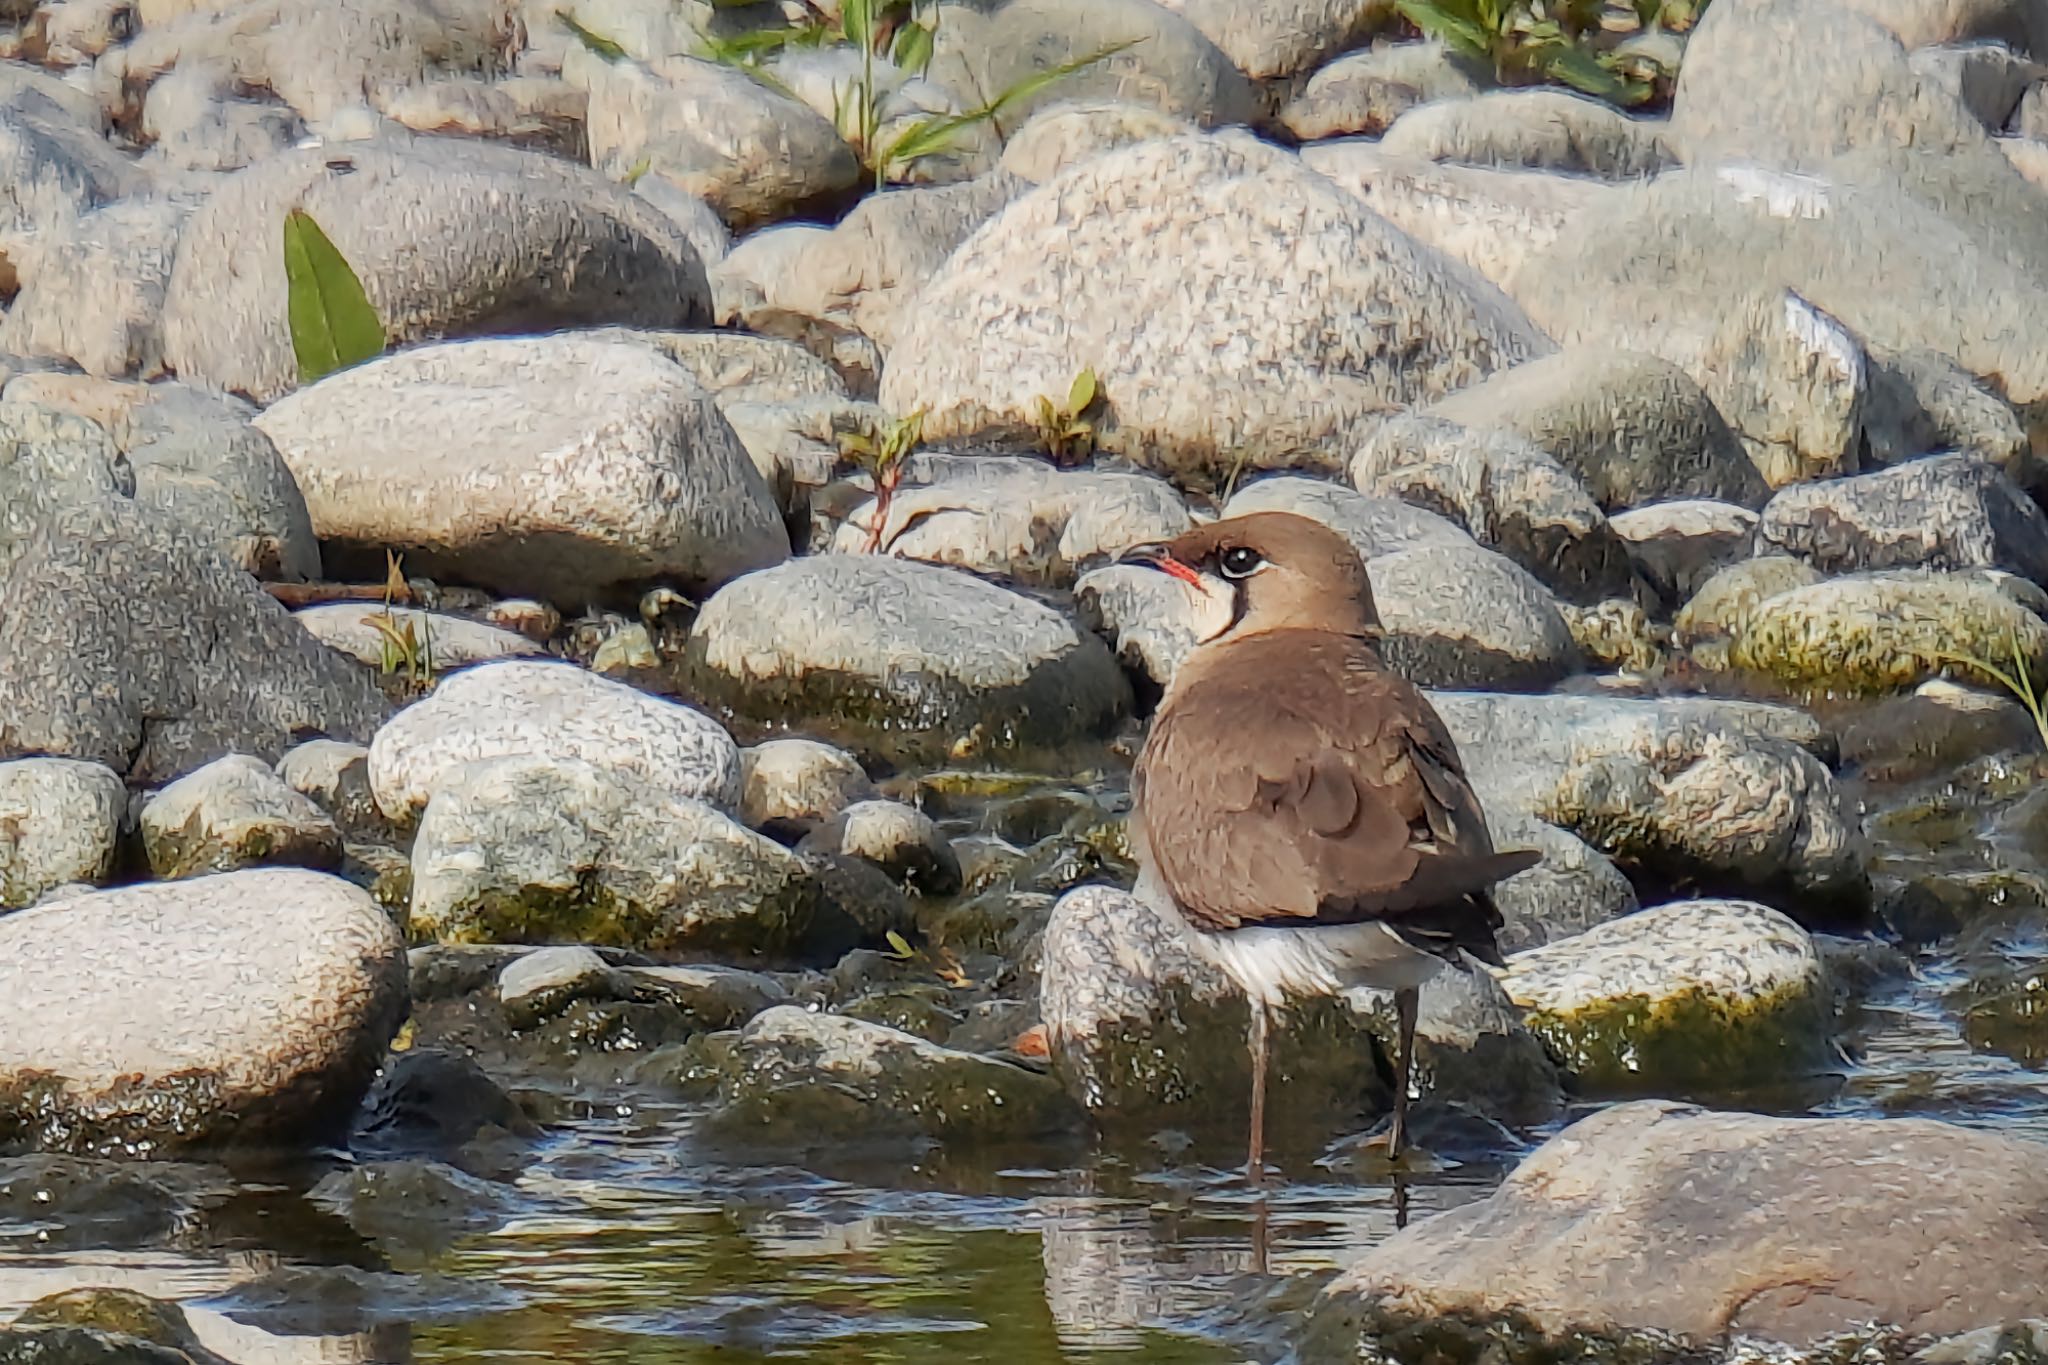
[1217,546,1264,580]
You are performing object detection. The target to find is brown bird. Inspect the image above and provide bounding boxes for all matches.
[1121,511,1537,1177]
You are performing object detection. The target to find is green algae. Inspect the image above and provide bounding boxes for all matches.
[1518,982,1830,1094]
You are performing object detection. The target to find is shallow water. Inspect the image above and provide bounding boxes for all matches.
[11,752,2048,1363]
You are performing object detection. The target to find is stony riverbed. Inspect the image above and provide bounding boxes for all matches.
[10,0,2048,1359]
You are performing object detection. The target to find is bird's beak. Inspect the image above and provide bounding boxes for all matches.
[1120,541,1204,588]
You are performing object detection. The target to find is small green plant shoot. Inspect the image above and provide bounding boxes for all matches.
[283,209,385,385]
[1394,0,1671,105]
[1034,367,1103,465]
[839,406,927,553]
[365,550,435,691]
[1938,627,2048,751]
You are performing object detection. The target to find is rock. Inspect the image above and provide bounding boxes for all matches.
[253,335,789,607]
[0,869,406,1156]
[603,328,848,406]
[1380,88,1672,177]
[1222,474,1476,556]
[294,605,546,673]
[998,98,1197,183]
[1502,900,1831,1090]
[1841,679,2045,782]
[1486,808,1639,955]
[581,55,858,229]
[880,132,1549,483]
[139,59,300,173]
[0,758,124,909]
[408,754,821,961]
[352,1044,534,1156]
[1835,0,2048,54]
[139,752,343,880]
[739,738,876,833]
[0,399,133,575]
[930,0,1259,131]
[366,658,741,821]
[1671,554,1824,648]
[0,196,191,380]
[1559,598,1664,674]
[705,1004,1078,1147]
[1425,348,1771,512]
[1165,0,1379,80]
[1367,543,1583,691]
[1730,569,2048,693]
[1609,499,1758,604]
[1864,343,2032,479]
[159,134,710,404]
[0,494,391,785]
[1350,414,1645,605]
[1321,1099,2048,1350]
[1702,288,1867,488]
[8,1289,223,1365]
[495,946,789,1033]
[113,382,321,581]
[309,1158,518,1249]
[1279,39,1487,141]
[0,101,142,241]
[1911,40,2041,129]
[797,799,962,896]
[1757,453,2048,583]
[1302,140,1612,294]
[1074,561,1206,687]
[682,555,1130,763]
[1039,885,1560,1144]
[276,738,385,840]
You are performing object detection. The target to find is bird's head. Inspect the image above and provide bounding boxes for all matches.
[1119,511,1380,643]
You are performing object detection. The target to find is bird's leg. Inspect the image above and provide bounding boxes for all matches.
[1246,999,1270,1186]
[1388,985,1419,1162]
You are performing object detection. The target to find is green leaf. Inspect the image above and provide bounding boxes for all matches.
[841,0,876,50]
[556,9,627,60]
[620,156,652,187]
[1067,367,1097,414]
[891,18,934,75]
[1394,0,1492,60]
[883,929,916,960]
[283,209,384,385]
[1537,41,1633,101]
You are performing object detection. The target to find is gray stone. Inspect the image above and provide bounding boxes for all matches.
[408,754,818,961]
[1559,598,1666,674]
[998,98,1197,183]
[367,658,741,821]
[739,738,875,833]
[1323,1099,2048,1349]
[1609,499,1759,604]
[1368,543,1583,692]
[0,869,406,1156]
[1073,560,1205,686]
[600,329,847,407]
[1380,88,1672,178]
[1839,678,2045,782]
[0,102,143,241]
[0,494,391,785]
[1487,808,1639,955]
[1758,452,2048,582]
[1351,414,1645,605]
[1223,474,1476,556]
[1503,900,1832,1090]
[631,173,732,269]
[1703,288,1868,489]
[880,132,1549,483]
[159,134,710,404]
[797,799,962,897]
[581,54,858,230]
[1168,0,1380,80]
[1832,0,2048,54]
[276,738,384,840]
[1280,39,1487,141]
[140,752,343,880]
[1864,343,2032,479]
[294,605,546,673]
[682,554,1130,763]
[1672,554,1824,648]
[0,197,192,380]
[1426,348,1771,512]
[706,1005,1078,1146]
[139,60,300,173]
[0,399,132,579]
[253,335,789,608]
[0,758,124,909]
[1911,40,2042,129]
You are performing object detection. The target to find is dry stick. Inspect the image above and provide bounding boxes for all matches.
[262,581,417,608]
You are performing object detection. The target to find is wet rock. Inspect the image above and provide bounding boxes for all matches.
[139,752,343,880]
[1487,809,1639,955]
[1380,88,1672,177]
[1367,543,1582,692]
[798,800,962,897]
[0,758,123,909]
[366,659,741,821]
[353,1046,535,1157]
[1279,40,1487,141]
[1302,141,1612,294]
[408,754,819,961]
[159,134,709,404]
[1757,453,2048,583]
[1671,554,1824,649]
[1730,570,2048,694]
[0,869,406,1156]
[0,196,190,381]
[1503,900,1831,1091]
[1426,347,1769,513]
[9,1288,225,1364]
[254,335,787,607]
[294,605,546,674]
[1222,475,1476,556]
[705,1004,1078,1147]
[1864,343,2032,479]
[1322,1099,2048,1350]
[1351,414,1644,605]
[0,493,391,784]
[308,1158,518,1250]
[682,554,1129,763]
[740,738,876,833]
[1609,499,1758,604]
[1040,886,1560,1147]
[0,1154,194,1250]
[275,739,386,842]
[1703,288,1867,489]
[581,54,858,229]
[1840,680,2044,782]
[880,132,1547,483]
[998,99,1196,183]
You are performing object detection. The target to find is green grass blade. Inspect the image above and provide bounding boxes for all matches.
[892,19,934,75]
[283,209,384,385]
[1394,0,1493,60]
[556,9,627,60]
[1535,41,1633,101]
[980,39,1138,125]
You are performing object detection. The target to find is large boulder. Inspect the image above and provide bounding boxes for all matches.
[681,555,1130,763]
[0,196,192,380]
[0,758,125,909]
[139,752,344,880]
[880,132,1549,482]
[1756,452,2048,583]
[1320,1100,2048,1352]
[0,869,406,1155]
[1379,88,1673,178]
[159,135,711,404]
[253,335,788,606]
